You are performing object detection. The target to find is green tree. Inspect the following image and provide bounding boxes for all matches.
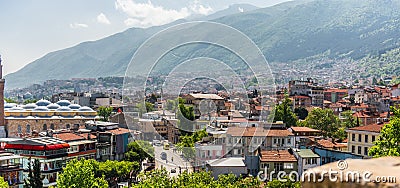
[304,108,339,138]
[267,177,301,188]
[274,95,297,127]
[369,107,400,157]
[97,106,113,121]
[125,140,154,164]
[57,159,108,188]
[4,98,17,103]
[176,129,208,160]
[0,176,8,188]
[340,110,357,128]
[294,107,309,120]
[132,169,261,188]
[145,102,154,112]
[96,160,139,186]
[24,158,43,188]
[23,99,39,105]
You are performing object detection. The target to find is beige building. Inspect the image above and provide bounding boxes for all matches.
[4,100,97,137]
[346,123,384,157]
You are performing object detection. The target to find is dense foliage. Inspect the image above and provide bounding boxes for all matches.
[274,95,297,128]
[125,140,154,164]
[0,177,8,188]
[24,159,43,188]
[97,106,113,121]
[132,169,260,188]
[57,159,108,188]
[176,129,208,160]
[369,107,400,157]
[303,108,339,139]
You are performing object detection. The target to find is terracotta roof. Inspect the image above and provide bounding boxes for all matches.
[329,103,347,108]
[227,127,294,137]
[107,128,131,135]
[348,123,385,133]
[267,129,294,137]
[289,127,320,133]
[324,89,348,93]
[54,132,85,142]
[188,94,223,100]
[260,150,297,162]
[293,95,311,99]
[227,127,268,137]
[317,139,336,148]
[352,111,371,118]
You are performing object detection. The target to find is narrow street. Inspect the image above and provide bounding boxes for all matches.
[154,144,193,177]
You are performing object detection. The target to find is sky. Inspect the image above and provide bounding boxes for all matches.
[0,0,291,76]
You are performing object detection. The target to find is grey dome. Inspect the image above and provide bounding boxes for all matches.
[78,106,94,112]
[36,99,51,106]
[23,103,38,109]
[57,106,72,111]
[47,103,61,110]
[33,106,49,111]
[57,100,71,107]
[68,104,81,110]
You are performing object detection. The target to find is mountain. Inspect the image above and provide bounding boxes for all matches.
[6,0,400,89]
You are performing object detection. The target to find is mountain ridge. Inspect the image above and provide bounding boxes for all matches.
[6,0,400,89]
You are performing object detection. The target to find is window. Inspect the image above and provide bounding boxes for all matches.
[17,125,22,134]
[372,136,376,142]
[358,146,362,154]
[43,124,47,131]
[352,134,355,141]
[306,158,317,165]
[365,135,368,143]
[284,163,294,169]
[351,146,355,153]
[358,134,361,142]
[50,124,55,130]
[273,138,277,144]
[364,147,368,156]
[26,124,31,133]
[66,124,70,129]
[287,138,291,144]
[274,163,283,171]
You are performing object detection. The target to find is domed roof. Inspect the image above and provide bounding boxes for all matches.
[78,106,94,112]
[10,106,24,111]
[33,106,49,111]
[57,106,72,111]
[4,103,17,109]
[68,104,81,110]
[57,100,71,107]
[36,99,51,106]
[47,103,61,110]
[23,103,38,109]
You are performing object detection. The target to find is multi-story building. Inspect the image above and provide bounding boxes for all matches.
[86,121,130,161]
[4,137,70,187]
[259,149,298,180]
[288,79,324,107]
[225,126,295,157]
[182,94,225,118]
[53,131,97,162]
[346,123,384,157]
[4,99,97,137]
[0,152,24,188]
[288,126,321,148]
[293,149,320,176]
[324,89,348,103]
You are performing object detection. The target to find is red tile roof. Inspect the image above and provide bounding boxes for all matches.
[107,128,131,135]
[289,127,320,133]
[227,127,293,137]
[348,123,385,133]
[54,132,85,142]
[260,150,297,162]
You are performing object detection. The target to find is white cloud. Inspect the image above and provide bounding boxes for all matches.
[238,7,244,13]
[190,0,213,15]
[97,13,111,25]
[115,0,190,28]
[69,23,89,29]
